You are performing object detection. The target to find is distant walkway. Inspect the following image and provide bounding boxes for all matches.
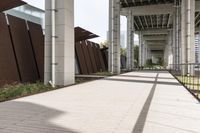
[1,71,200,133]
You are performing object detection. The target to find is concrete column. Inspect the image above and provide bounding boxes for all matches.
[45,0,75,86]
[164,42,168,67]
[143,42,147,66]
[173,4,181,70]
[167,31,173,69]
[126,12,134,70]
[108,0,113,72]
[147,47,151,60]
[139,33,143,67]
[198,33,200,63]
[126,13,131,70]
[111,0,121,74]
[181,0,196,75]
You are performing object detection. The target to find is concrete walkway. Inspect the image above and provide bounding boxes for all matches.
[1,71,200,133]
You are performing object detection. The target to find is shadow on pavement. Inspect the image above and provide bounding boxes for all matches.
[0,101,80,133]
[104,78,181,86]
[118,75,175,80]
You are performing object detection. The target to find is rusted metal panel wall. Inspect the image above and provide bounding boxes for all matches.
[8,15,39,82]
[75,41,108,75]
[0,0,26,12]
[91,42,101,71]
[75,42,88,74]
[0,13,20,85]
[81,41,93,74]
[27,21,44,81]
[95,43,106,71]
[86,41,98,73]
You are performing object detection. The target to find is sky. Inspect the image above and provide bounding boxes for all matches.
[23,0,128,43]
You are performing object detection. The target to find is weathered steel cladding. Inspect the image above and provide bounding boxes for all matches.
[8,15,39,82]
[86,41,98,73]
[27,21,44,81]
[81,41,93,74]
[75,42,88,74]
[0,13,20,85]
[0,0,26,12]
[91,42,101,71]
[95,43,106,71]
[75,27,99,42]
[75,41,108,75]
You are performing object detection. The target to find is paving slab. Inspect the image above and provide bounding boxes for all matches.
[0,71,200,133]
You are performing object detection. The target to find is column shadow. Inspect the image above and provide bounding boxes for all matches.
[0,101,80,133]
[104,78,181,86]
[118,75,175,80]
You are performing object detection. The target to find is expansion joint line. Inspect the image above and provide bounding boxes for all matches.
[132,73,159,133]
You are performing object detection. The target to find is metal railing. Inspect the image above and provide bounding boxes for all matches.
[169,63,200,101]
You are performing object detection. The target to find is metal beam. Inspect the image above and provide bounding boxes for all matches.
[196,1,200,11]
[167,14,172,28]
[143,36,167,41]
[196,18,200,27]
[121,1,200,16]
[121,4,173,16]
[144,16,149,28]
[138,16,144,29]
[136,29,169,35]
[157,15,159,28]
[150,15,153,28]
[146,40,166,44]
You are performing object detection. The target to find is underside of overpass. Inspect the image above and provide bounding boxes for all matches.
[109,0,200,74]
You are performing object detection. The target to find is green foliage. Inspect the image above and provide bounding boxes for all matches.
[157,58,164,66]
[134,45,139,66]
[121,48,127,56]
[99,41,108,48]
[145,59,153,67]
[95,72,114,76]
[0,83,53,102]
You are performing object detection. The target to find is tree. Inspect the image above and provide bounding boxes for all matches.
[134,45,139,66]
[99,41,108,48]
[121,48,126,56]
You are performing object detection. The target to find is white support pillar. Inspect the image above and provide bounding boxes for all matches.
[198,32,200,63]
[143,42,147,66]
[111,0,121,74]
[167,30,173,69]
[45,0,75,86]
[126,12,131,70]
[181,0,196,75]
[139,33,143,67]
[164,42,168,67]
[126,12,135,70]
[108,0,113,72]
[173,3,181,70]
[131,23,135,70]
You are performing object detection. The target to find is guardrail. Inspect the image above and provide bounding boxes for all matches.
[169,63,200,100]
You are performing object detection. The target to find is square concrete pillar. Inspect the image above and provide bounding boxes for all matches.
[198,33,200,63]
[110,0,121,74]
[45,0,75,86]
[181,0,196,75]
[108,0,113,72]
[166,31,173,69]
[126,12,135,70]
[139,33,143,67]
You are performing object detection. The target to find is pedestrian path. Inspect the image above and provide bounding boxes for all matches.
[0,71,200,133]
